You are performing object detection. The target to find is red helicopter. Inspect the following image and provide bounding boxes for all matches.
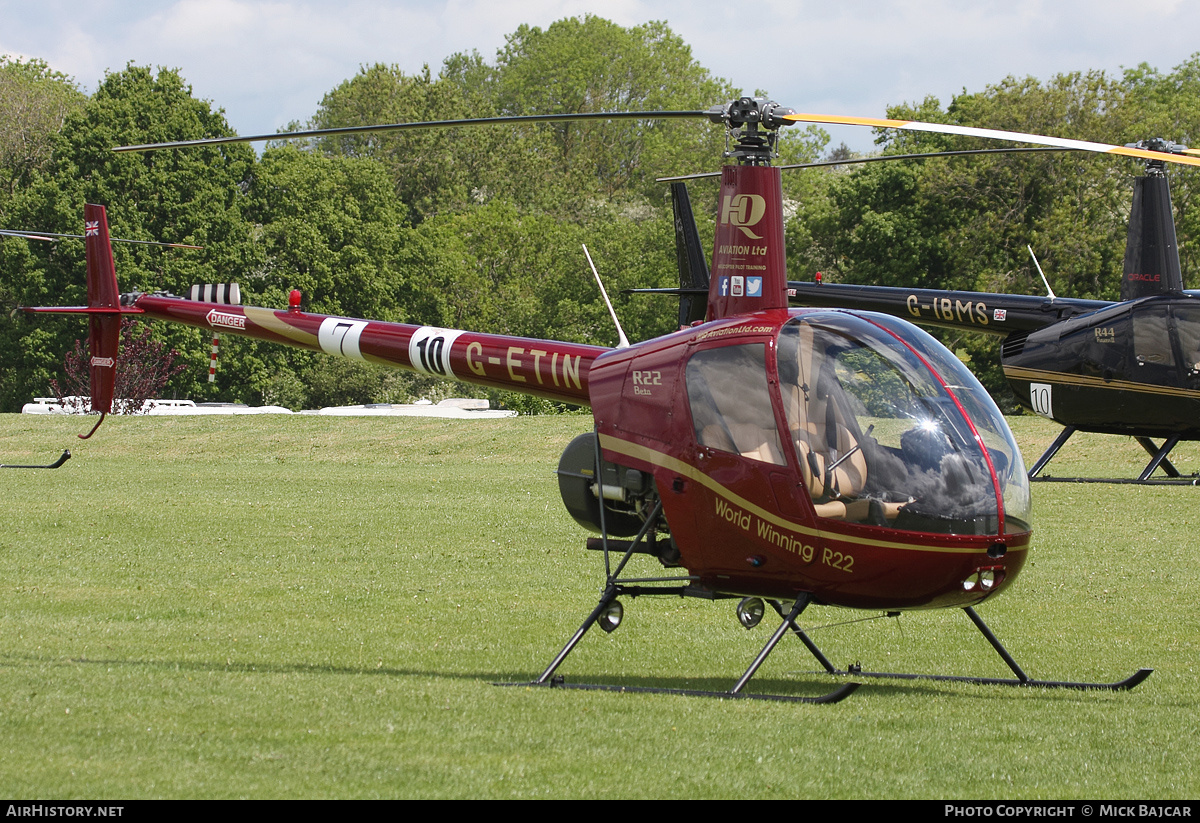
[24,98,1161,701]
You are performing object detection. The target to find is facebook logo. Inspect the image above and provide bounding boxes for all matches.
[719,277,729,296]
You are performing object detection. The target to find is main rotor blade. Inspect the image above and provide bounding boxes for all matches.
[113,110,710,152]
[783,113,1200,167]
[658,146,1074,182]
[0,228,201,249]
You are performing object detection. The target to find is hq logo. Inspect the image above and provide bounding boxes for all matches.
[720,194,766,239]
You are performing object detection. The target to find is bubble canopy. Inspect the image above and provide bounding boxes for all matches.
[776,312,1032,536]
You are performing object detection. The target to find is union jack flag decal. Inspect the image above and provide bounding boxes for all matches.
[85,221,100,237]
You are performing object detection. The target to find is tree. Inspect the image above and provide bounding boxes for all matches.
[399,198,678,347]
[4,21,830,413]
[244,145,408,319]
[304,63,512,222]
[0,65,258,411]
[307,18,745,222]
[0,56,84,203]
[490,16,737,208]
[223,144,411,407]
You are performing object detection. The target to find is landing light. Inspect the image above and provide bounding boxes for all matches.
[737,597,765,629]
[599,601,624,633]
[963,568,1004,592]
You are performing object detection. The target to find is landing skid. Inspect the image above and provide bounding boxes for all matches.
[1,449,71,470]
[527,678,860,704]
[775,602,1151,692]
[505,581,1150,700]
[1029,426,1200,485]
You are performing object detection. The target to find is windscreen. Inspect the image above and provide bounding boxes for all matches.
[777,313,1031,535]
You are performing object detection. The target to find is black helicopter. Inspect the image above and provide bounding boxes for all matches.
[762,120,1200,484]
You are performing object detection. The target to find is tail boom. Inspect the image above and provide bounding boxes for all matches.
[133,293,605,406]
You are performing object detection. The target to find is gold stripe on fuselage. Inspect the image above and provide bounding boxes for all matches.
[1004,366,1200,400]
[598,434,1027,555]
[242,306,320,347]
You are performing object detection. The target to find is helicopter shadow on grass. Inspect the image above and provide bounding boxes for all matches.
[0,649,893,701]
[5,652,1140,704]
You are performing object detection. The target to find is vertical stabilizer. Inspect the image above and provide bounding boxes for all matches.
[1121,174,1183,300]
[706,165,788,320]
[671,182,710,327]
[83,204,121,418]
[21,204,133,435]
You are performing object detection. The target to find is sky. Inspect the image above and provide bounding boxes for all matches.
[3,0,1200,155]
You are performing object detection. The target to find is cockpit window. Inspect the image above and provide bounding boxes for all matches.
[686,343,786,466]
[778,314,1031,535]
[1172,301,1200,376]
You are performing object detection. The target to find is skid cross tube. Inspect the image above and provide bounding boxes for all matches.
[728,594,814,695]
[781,606,1151,691]
[767,598,840,673]
[1028,426,1077,479]
[515,586,859,703]
[1136,435,1182,480]
[1030,427,1200,485]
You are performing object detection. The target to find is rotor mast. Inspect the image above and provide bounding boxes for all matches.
[704,98,796,321]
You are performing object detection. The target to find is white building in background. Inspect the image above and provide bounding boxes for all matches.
[22,397,514,418]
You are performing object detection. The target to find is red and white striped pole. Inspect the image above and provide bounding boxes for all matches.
[208,334,219,382]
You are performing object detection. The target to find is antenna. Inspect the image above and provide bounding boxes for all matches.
[1027,245,1056,299]
[583,244,630,349]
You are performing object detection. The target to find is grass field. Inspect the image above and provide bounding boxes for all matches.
[1,412,1198,799]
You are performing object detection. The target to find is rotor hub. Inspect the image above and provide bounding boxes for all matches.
[708,97,796,165]
[1125,137,1191,176]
